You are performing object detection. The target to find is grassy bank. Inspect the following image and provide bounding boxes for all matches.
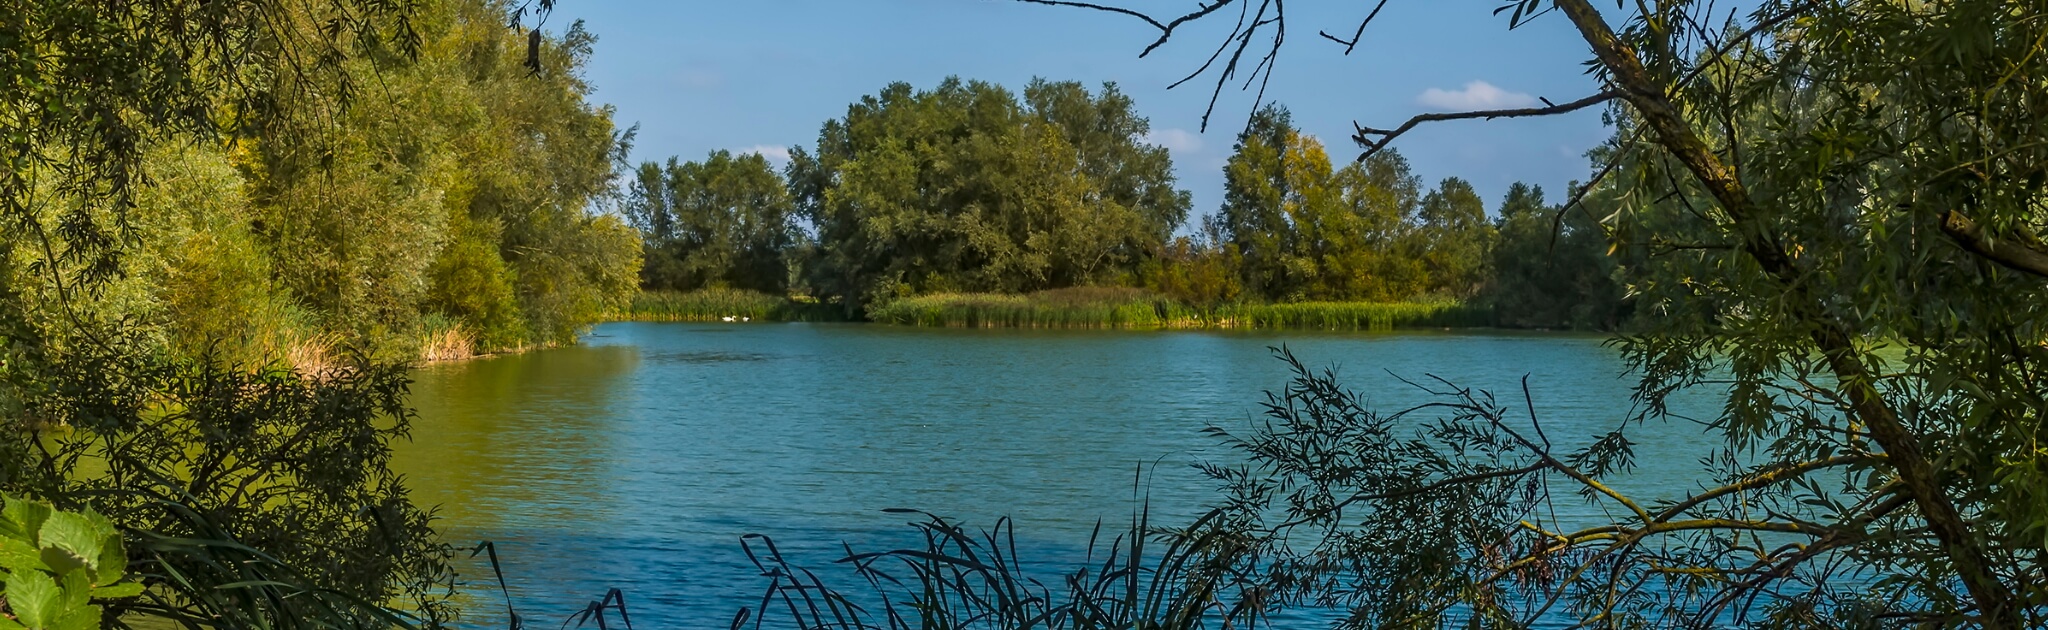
[622,287,1492,331]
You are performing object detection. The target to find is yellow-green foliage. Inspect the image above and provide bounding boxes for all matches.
[425,223,526,351]
[117,146,318,368]
[56,0,645,365]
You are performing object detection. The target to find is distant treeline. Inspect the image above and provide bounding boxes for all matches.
[625,82,1631,330]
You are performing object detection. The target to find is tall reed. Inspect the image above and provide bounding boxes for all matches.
[474,503,1253,630]
[1221,300,1491,331]
[866,287,1203,329]
[732,508,1247,630]
[867,288,1492,331]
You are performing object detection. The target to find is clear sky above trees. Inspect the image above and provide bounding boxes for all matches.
[560,1,1610,221]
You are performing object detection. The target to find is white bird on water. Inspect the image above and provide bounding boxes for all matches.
[721,316,735,322]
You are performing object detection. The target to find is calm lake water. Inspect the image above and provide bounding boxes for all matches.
[394,322,1720,627]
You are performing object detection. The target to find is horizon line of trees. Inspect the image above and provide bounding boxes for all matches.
[625,85,1629,329]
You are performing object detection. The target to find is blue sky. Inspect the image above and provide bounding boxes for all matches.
[558,1,1615,222]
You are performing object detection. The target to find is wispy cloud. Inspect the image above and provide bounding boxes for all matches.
[738,145,792,164]
[1416,81,1537,112]
[1144,128,1204,154]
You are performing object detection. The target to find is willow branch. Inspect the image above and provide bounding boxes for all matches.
[1939,209,2048,280]
[1652,454,1875,523]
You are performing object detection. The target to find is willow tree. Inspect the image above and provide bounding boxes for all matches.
[0,1,583,626]
[1025,0,2048,627]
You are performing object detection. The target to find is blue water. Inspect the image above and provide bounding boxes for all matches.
[396,322,1722,627]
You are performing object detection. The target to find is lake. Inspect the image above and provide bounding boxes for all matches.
[395,322,1720,627]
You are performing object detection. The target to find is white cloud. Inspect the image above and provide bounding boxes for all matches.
[738,145,792,164]
[1415,81,1538,112]
[1144,128,1204,154]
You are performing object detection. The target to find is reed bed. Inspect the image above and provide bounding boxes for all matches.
[620,288,845,323]
[622,288,785,322]
[1224,300,1492,331]
[617,287,1493,330]
[866,287,1203,328]
[867,287,1493,331]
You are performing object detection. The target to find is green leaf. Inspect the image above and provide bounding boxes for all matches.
[1,499,50,546]
[5,568,61,628]
[0,615,23,630]
[0,538,45,574]
[56,568,89,612]
[34,513,100,573]
[34,548,85,578]
[88,582,143,600]
[90,538,123,588]
[48,605,100,630]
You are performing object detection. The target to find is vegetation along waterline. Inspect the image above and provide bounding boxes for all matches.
[623,287,1495,331]
[7,0,2048,627]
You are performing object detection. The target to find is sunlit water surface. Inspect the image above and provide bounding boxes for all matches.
[395,322,1721,627]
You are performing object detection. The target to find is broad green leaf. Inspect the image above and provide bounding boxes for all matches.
[56,568,89,612]
[1,500,50,547]
[48,605,100,630]
[0,538,44,574]
[90,539,124,588]
[34,548,85,578]
[89,581,143,599]
[34,513,100,573]
[5,568,61,628]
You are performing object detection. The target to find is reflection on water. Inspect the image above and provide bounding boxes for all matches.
[395,323,1714,627]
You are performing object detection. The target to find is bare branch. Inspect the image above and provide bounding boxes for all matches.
[1013,0,1166,31]
[1351,90,1619,161]
[1316,0,1389,54]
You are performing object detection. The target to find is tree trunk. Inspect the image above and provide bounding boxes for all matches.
[1549,1,2020,626]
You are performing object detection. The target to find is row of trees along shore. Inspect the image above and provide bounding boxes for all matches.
[7,0,2048,628]
[622,80,1630,330]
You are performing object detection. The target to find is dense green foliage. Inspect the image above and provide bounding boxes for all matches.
[625,151,801,294]
[786,78,1193,313]
[1,0,635,627]
[1487,182,1630,329]
[630,85,1625,329]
